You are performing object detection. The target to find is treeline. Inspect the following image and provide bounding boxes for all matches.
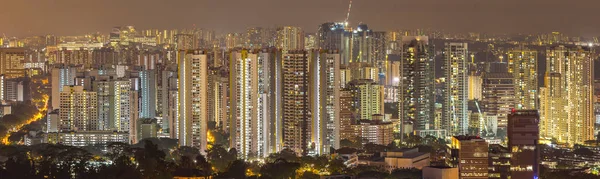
[0,138,425,179]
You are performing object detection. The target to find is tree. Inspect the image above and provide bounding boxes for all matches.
[364,143,388,153]
[260,159,300,179]
[327,158,347,175]
[107,142,132,161]
[265,148,299,163]
[172,146,201,163]
[134,141,172,179]
[345,165,387,177]
[206,145,237,172]
[217,159,247,179]
[300,171,320,179]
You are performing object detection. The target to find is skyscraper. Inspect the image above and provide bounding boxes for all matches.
[282,50,310,155]
[177,50,208,152]
[399,36,435,137]
[482,72,515,134]
[540,45,594,144]
[317,22,351,65]
[308,50,340,155]
[229,49,276,158]
[51,64,76,110]
[345,79,384,120]
[139,69,156,119]
[350,24,387,65]
[508,46,538,110]
[93,78,132,132]
[207,67,229,131]
[59,86,98,131]
[507,110,540,179]
[276,26,304,52]
[443,42,469,136]
[160,65,179,139]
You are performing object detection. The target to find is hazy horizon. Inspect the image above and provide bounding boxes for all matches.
[2,0,600,37]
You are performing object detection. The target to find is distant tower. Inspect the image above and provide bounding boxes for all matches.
[139,69,156,119]
[51,64,76,110]
[443,42,469,136]
[399,36,435,138]
[541,45,594,144]
[276,26,304,52]
[507,46,538,110]
[177,50,208,153]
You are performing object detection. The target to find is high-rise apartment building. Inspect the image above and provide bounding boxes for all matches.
[308,50,340,155]
[507,110,540,179]
[345,79,384,120]
[229,49,279,158]
[93,78,131,132]
[59,86,98,131]
[482,72,515,133]
[139,69,156,118]
[160,65,179,138]
[350,24,387,65]
[276,26,304,52]
[0,48,26,78]
[317,23,352,65]
[282,51,311,155]
[399,36,435,137]
[51,64,77,110]
[468,75,482,100]
[207,67,229,131]
[540,45,594,144]
[443,42,469,136]
[177,50,208,152]
[508,47,538,110]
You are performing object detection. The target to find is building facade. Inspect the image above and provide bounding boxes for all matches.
[443,42,469,136]
[177,50,208,152]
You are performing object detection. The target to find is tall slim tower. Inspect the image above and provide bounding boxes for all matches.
[229,49,276,158]
[161,65,179,139]
[308,50,340,155]
[508,46,538,109]
[139,69,156,118]
[282,51,310,155]
[399,36,435,137]
[51,64,76,110]
[178,50,208,152]
[317,23,351,65]
[541,45,594,144]
[443,42,469,136]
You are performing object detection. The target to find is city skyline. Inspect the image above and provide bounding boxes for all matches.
[2,1,600,178]
[3,0,600,37]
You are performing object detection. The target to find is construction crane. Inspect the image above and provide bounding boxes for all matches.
[344,0,353,25]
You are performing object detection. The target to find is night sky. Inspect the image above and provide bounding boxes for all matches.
[2,0,600,37]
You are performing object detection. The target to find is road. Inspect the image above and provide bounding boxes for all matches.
[1,94,48,145]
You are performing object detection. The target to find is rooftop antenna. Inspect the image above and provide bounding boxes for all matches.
[345,0,353,26]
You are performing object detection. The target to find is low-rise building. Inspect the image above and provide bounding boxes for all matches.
[382,148,430,170]
[51,131,129,148]
[423,166,459,179]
